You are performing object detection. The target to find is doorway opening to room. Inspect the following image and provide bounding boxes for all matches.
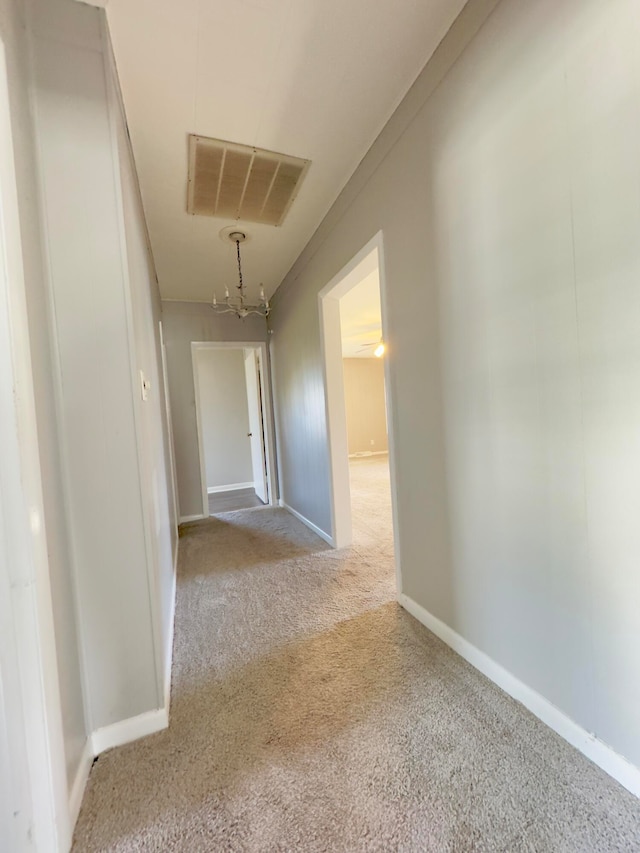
[192,342,276,517]
[319,232,401,590]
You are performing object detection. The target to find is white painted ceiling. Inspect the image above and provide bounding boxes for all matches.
[105,0,465,302]
[340,269,382,359]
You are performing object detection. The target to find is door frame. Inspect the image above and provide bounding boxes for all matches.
[159,320,179,546]
[243,348,269,503]
[318,231,403,591]
[191,341,277,516]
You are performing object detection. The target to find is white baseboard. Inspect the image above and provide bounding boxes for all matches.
[179,513,206,524]
[279,499,335,547]
[348,450,389,458]
[68,738,93,831]
[207,481,254,494]
[90,707,168,756]
[398,592,640,799]
[74,570,178,825]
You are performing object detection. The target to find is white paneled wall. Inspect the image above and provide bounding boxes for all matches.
[113,47,178,710]
[430,0,640,767]
[270,0,640,780]
[0,0,86,816]
[32,11,158,730]
[29,0,176,767]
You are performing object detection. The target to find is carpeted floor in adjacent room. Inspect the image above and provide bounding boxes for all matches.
[73,455,640,851]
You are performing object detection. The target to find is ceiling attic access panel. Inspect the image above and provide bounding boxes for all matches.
[187,135,311,227]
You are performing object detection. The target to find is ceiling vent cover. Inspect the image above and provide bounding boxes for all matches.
[187,135,310,227]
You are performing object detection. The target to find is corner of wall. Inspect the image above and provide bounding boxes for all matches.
[399,593,640,799]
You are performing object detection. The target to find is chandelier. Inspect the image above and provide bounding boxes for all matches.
[212,231,270,319]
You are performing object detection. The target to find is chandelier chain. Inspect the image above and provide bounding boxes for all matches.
[236,239,243,292]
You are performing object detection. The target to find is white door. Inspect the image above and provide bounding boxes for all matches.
[244,349,268,503]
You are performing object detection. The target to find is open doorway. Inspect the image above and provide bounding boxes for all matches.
[192,342,276,517]
[319,232,401,590]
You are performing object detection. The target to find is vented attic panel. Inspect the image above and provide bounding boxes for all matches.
[187,135,310,226]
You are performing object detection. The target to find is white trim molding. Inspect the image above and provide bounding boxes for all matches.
[279,500,334,547]
[68,738,93,831]
[0,38,71,851]
[179,513,207,524]
[207,481,254,494]
[91,708,168,756]
[399,593,640,799]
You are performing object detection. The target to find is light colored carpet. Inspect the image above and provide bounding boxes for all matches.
[73,456,640,851]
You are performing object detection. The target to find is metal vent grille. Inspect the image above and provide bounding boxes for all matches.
[187,135,310,226]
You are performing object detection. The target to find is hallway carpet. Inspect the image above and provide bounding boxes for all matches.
[74,457,640,851]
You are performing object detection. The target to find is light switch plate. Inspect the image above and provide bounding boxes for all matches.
[139,370,150,401]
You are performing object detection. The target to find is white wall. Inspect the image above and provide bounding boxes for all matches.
[162,301,268,518]
[270,0,640,776]
[112,46,177,706]
[30,0,172,743]
[0,1,76,845]
[342,358,388,455]
[197,348,253,490]
[1,0,86,812]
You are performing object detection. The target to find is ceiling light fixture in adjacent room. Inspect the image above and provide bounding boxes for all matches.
[212,231,270,320]
[374,341,385,358]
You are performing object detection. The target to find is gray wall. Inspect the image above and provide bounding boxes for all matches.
[162,301,268,518]
[197,348,253,490]
[270,288,333,532]
[30,0,172,733]
[114,52,178,698]
[343,358,388,455]
[1,0,86,794]
[270,0,640,769]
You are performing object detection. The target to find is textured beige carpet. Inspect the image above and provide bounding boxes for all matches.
[74,456,640,851]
